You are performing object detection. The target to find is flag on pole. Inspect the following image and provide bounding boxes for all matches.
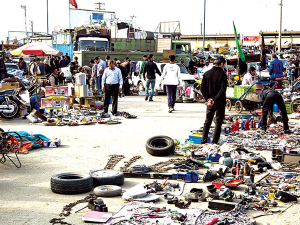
[69,0,78,8]
[233,21,245,62]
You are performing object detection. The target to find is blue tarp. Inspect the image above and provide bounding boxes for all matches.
[10,131,49,149]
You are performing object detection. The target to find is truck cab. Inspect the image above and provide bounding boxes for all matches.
[75,37,109,52]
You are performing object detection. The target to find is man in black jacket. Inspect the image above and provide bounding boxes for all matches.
[200,57,227,144]
[143,54,161,101]
[188,57,198,74]
[259,89,291,133]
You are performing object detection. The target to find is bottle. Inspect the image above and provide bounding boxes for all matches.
[245,119,250,130]
[241,120,245,130]
[219,152,233,167]
[234,119,240,131]
[231,123,236,132]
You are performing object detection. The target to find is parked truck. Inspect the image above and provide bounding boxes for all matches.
[72,30,192,66]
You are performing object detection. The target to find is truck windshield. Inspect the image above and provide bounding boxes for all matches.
[176,44,190,54]
[80,40,109,51]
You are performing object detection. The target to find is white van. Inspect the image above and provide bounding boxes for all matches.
[132,62,195,93]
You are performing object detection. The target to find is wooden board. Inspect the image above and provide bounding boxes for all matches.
[162,50,176,63]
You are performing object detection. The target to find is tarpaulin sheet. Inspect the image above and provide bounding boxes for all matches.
[10,131,49,150]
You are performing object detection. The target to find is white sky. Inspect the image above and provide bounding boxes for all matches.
[1,0,299,41]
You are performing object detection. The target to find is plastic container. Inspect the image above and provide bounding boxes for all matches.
[219,152,233,167]
[273,104,279,112]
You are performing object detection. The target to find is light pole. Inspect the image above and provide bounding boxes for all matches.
[47,0,49,43]
[202,0,206,53]
[21,5,28,44]
[278,0,283,52]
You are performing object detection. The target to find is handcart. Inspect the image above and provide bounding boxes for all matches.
[226,81,277,113]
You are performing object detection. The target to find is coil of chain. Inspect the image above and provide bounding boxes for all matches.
[49,194,97,225]
[149,158,186,173]
[120,155,142,172]
[104,154,125,169]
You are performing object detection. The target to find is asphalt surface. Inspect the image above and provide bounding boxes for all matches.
[0,95,299,225]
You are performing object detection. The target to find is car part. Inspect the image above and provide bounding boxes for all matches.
[51,172,93,194]
[103,154,125,170]
[0,98,20,119]
[235,100,243,113]
[119,155,142,172]
[90,169,124,187]
[93,185,122,197]
[146,135,175,156]
[226,99,232,111]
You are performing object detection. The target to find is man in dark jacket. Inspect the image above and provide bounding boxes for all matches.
[259,89,291,133]
[117,60,128,97]
[188,57,198,74]
[143,54,161,101]
[200,56,227,144]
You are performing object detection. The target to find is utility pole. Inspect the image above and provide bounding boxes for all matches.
[202,0,206,53]
[278,0,283,52]
[29,20,33,40]
[46,0,49,44]
[21,5,28,44]
[95,2,105,10]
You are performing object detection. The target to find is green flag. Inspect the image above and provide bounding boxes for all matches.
[233,21,245,62]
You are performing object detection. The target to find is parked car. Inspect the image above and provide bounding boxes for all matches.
[132,62,195,93]
[4,63,19,73]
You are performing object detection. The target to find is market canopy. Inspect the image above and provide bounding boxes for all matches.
[11,42,61,56]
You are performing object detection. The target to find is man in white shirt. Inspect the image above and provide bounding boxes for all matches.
[160,55,183,113]
[30,58,41,75]
[242,67,256,86]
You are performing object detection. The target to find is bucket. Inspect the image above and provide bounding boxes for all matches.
[273,104,279,112]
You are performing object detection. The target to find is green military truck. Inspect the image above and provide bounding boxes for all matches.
[73,34,192,66]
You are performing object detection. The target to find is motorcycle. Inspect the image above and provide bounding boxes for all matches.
[193,75,205,102]
[0,88,24,119]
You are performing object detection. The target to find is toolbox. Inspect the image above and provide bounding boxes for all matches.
[212,179,243,189]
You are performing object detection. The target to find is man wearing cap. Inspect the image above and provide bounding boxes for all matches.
[102,60,123,117]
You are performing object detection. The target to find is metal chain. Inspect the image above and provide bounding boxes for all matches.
[104,154,125,169]
[149,158,186,173]
[120,155,142,172]
[49,218,74,225]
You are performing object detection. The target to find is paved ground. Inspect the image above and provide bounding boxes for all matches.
[0,95,299,225]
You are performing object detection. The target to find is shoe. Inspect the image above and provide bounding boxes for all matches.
[171,107,175,111]
[145,95,148,101]
[101,113,110,118]
[168,108,172,113]
[284,130,293,134]
[113,112,120,116]
[149,99,153,102]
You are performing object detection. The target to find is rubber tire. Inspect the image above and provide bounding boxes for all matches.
[51,172,93,195]
[93,185,122,197]
[146,135,175,156]
[90,170,124,187]
[226,99,232,111]
[235,100,243,113]
[290,98,300,113]
[0,98,20,119]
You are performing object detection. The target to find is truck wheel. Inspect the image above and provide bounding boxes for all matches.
[90,170,124,187]
[146,135,175,156]
[138,82,145,91]
[93,185,122,197]
[51,172,93,195]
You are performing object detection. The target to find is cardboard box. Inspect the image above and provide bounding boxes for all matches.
[75,73,86,85]
[75,85,88,97]
[189,133,211,144]
[45,86,68,97]
[84,98,95,107]
[41,98,70,109]
[43,139,61,148]
[0,82,19,91]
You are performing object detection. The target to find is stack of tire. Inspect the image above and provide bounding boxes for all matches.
[50,170,124,197]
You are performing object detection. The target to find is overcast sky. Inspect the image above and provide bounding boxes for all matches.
[1,0,299,42]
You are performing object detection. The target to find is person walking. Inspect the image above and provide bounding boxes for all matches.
[269,53,283,80]
[259,89,292,134]
[97,56,106,93]
[160,55,183,113]
[143,54,161,101]
[200,57,227,144]
[102,60,123,117]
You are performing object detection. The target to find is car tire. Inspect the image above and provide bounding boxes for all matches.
[51,172,93,195]
[93,185,122,197]
[90,170,124,187]
[146,135,175,156]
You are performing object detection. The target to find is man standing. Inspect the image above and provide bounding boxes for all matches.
[259,89,291,134]
[143,54,161,101]
[65,53,70,64]
[90,59,97,91]
[48,68,59,86]
[160,55,183,113]
[140,55,148,74]
[291,54,299,81]
[117,60,127,97]
[38,60,46,75]
[30,59,41,75]
[200,57,227,144]
[18,57,27,73]
[269,54,283,80]
[102,60,123,117]
[188,57,198,74]
[97,56,106,93]
[91,57,99,92]
[59,56,69,68]
[180,58,188,70]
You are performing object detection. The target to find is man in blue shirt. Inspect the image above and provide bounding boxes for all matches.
[102,60,123,117]
[269,54,283,80]
[97,56,107,93]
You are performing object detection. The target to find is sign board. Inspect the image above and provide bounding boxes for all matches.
[162,50,176,63]
[243,36,259,42]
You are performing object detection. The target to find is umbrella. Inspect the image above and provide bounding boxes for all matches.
[11,42,61,56]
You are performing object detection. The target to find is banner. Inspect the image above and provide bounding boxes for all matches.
[233,21,245,62]
[243,36,259,42]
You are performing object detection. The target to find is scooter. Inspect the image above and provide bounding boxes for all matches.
[0,88,24,119]
[193,75,205,102]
